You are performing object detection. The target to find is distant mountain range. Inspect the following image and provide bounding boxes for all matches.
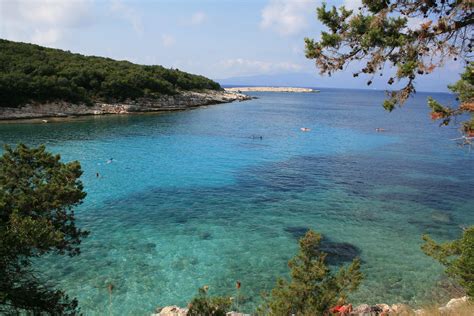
[215,72,452,93]
[216,73,322,88]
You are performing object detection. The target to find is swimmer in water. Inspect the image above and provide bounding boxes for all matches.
[106,158,114,164]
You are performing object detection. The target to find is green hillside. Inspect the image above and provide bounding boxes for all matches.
[0,39,221,107]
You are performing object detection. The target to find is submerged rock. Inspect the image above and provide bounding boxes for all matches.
[199,232,212,240]
[284,226,308,239]
[320,240,361,265]
[284,227,361,264]
[431,211,453,224]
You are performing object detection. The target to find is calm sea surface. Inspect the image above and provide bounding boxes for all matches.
[1,89,473,315]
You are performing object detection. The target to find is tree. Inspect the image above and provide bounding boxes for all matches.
[428,63,473,136]
[187,286,232,316]
[422,226,474,298]
[0,39,221,107]
[258,230,363,315]
[0,144,88,314]
[305,0,473,135]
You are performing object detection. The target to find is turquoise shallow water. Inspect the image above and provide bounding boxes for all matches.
[1,89,473,315]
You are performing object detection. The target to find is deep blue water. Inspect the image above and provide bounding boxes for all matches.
[1,89,473,315]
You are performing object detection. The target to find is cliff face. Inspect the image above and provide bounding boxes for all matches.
[0,90,250,120]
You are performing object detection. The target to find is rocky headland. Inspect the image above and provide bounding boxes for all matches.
[225,87,318,93]
[0,90,250,121]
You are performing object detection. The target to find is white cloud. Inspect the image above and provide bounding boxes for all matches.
[161,34,176,48]
[343,0,362,11]
[109,0,143,35]
[218,58,303,76]
[190,11,206,25]
[31,28,61,45]
[0,0,92,46]
[260,0,317,36]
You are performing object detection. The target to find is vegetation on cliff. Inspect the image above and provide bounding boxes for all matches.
[0,39,221,108]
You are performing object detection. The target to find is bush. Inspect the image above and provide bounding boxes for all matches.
[258,230,363,315]
[0,144,88,314]
[187,286,232,316]
[422,226,474,298]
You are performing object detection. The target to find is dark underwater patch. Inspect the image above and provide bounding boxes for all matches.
[174,217,188,224]
[284,226,309,239]
[321,240,362,265]
[284,226,361,265]
[200,232,212,240]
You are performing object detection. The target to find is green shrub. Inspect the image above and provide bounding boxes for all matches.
[188,286,232,316]
[0,144,88,314]
[422,226,474,297]
[258,230,363,315]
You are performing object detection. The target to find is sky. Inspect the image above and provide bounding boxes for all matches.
[0,0,465,92]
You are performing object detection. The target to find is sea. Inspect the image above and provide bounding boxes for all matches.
[1,89,473,315]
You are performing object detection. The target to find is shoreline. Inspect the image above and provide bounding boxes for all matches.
[0,90,251,122]
[224,87,319,93]
[152,297,471,316]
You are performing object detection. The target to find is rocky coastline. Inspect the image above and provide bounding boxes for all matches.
[224,87,318,93]
[152,297,471,316]
[0,89,250,121]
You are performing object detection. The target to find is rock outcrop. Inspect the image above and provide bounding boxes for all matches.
[151,307,249,316]
[152,305,188,316]
[415,296,470,315]
[151,297,471,316]
[225,87,318,93]
[0,90,250,120]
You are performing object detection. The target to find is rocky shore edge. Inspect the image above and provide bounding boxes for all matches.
[225,87,318,93]
[0,90,251,121]
[151,297,470,316]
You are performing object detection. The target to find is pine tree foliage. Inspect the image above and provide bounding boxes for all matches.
[0,144,88,314]
[187,286,232,316]
[422,226,474,298]
[258,230,363,315]
[305,0,473,134]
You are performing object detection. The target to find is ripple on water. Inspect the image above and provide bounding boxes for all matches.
[2,91,472,314]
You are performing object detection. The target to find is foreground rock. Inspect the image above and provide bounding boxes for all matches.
[0,90,250,121]
[152,306,188,316]
[152,297,471,315]
[225,87,318,93]
[151,306,249,316]
[349,297,471,315]
[415,296,471,315]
